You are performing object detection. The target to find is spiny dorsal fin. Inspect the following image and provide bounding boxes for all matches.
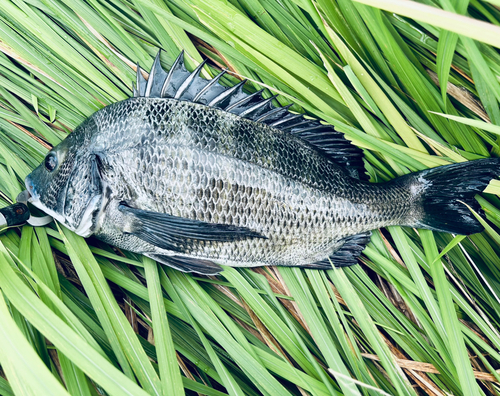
[175,59,208,99]
[135,50,367,180]
[136,63,147,97]
[145,52,168,97]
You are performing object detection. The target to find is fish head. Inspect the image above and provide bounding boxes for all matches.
[24,119,102,235]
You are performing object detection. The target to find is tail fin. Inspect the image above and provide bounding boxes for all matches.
[409,158,500,234]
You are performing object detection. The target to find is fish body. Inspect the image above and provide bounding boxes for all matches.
[25,52,500,274]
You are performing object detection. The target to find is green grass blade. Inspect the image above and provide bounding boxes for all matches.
[60,227,162,395]
[143,257,185,396]
[328,267,416,396]
[353,0,500,49]
[420,230,481,395]
[0,241,152,396]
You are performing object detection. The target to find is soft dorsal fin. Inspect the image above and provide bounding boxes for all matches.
[135,51,367,180]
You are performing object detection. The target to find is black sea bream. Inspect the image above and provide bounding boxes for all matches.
[24,51,500,274]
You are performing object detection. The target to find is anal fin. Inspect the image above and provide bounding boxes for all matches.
[304,232,371,269]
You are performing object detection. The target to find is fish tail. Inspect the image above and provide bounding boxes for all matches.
[406,158,500,234]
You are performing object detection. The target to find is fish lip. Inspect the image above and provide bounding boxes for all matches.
[16,189,31,204]
[24,175,39,202]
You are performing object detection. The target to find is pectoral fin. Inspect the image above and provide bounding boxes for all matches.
[118,203,266,252]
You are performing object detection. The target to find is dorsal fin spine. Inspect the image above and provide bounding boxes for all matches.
[174,59,208,99]
[271,113,303,127]
[145,52,161,97]
[239,94,278,118]
[208,79,246,107]
[160,50,184,98]
[225,89,263,112]
[193,69,227,102]
[136,63,147,97]
[255,104,292,122]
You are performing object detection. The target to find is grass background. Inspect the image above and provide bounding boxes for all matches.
[1,0,500,395]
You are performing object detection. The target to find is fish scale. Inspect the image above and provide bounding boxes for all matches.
[23,51,500,274]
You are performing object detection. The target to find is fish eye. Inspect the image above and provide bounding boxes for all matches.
[44,153,58,172]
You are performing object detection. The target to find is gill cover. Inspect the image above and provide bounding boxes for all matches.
[25,118,103,234]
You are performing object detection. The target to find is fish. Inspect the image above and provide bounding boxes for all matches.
[24,51,500,275]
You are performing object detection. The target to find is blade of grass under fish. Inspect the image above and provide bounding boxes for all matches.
[0,61,80,127]
[431,234,467,264]
[0,17,102,112]
[171,269,293,396]
[133,0,208,72]
[29,228,94,396]
[461,36,500,125]
[46,246,184,322]
[398,231,500,354]
[435,0,469,109]
[0,377,13,396]
[252,347,336,396]
[9,253,110,358]
[221,266,318,377]
[0,292,71,396]
[0,241,152,396]
[35,0,135,86]
[0,10,119,108]
[10,227,52,368]
[160,269,247,396]
[319,11,426,152]
[131,0,332,114]
[437,30,459,109]
[420,230,482,394]
[143,257,185,396]
[0,86,61,146]
[313,43,387,142]
[194,18,351,123]
[84,0,151,66]
[358,5,488,152]
[182,272,266,365]
[3,0,128,101]
[189,0,344,102]
[432,112,500,135]
[47,237,135,380]
[359,267,460,393]
[279,267,362,395]
[388,227,448,340]
[60,227,161,394]
[328,267,416,396]
[247,270,342,396]
[314,270,379,387]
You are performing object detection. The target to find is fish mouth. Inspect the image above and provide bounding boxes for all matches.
[23,176,66,226]
[23,176,102,236]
